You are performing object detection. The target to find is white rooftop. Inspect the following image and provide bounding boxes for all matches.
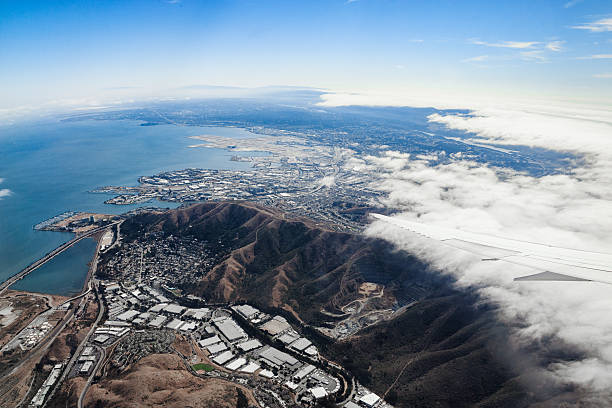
[359,393,381,407]
[305,345,318,356]
[207,342,228,354]
[294,364,316,380]
[259,369,275,378]
[278,333,299,344]
[258,346,298,367]
[116,310,140,321]
[240,362,260,373]
[198,335,221,347]
[225,357,247,371]
[213,350,235,365]
[166,318,184,330]
[148,315,167,328]
[310,386,328,399]
[180,322,197,331]
[214,317,246,341]
[94,334,109,344]
[232,304,260,319]
[237,339,262,352]
[289,337,312,351]
[149,303,168,313]
[184,308,210,320]
[164,304,186,315]
[285,381,299,391]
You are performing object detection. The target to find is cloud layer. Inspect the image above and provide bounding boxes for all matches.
[572,17,612,32]
[0,178,10,199]
[349,103,612,402]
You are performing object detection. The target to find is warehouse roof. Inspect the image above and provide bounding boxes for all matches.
[237,339,262,352]
[259,316,291,336]
[359,393,381,407]
[164,304,186,315]
[289,337,312,351]
[207,342,228,354]
[214,317,246,342]
[116,310,140,321]
[148,315,167,328]
[198,335,221,347]
[225,357,247,371]
[310,386,328,399]
[258,346,298,368]
[232,304,260,319]
[213,350,234,365]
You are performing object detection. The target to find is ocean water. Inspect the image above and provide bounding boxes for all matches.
[10,238,98,296]
[0,119,254,295]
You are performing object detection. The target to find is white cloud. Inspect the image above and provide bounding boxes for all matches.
[520,50,549,62]
[594,73,612,78]
[462,55,489,63]
[572,17,612,32]
[428,105,612,158]
[545,40,564,51]
[472,39,540,49]
[351,103,612,401]
[564,0,584,8]
[0,178,11,199]
[577,54,612,59]
[466,39,563,64]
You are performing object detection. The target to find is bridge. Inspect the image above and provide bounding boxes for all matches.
[0,222,119,297]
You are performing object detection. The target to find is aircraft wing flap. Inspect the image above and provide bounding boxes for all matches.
[442,239,520,259]
[371,213,612,285]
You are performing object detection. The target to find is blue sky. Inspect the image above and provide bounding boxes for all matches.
[1,0,611,110]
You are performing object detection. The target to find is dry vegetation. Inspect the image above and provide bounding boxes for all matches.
[84,353,258,408]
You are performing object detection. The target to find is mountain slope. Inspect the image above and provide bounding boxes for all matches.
[119,202,567,407]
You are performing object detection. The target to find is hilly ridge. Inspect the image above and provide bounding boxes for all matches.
[119,202,570,407]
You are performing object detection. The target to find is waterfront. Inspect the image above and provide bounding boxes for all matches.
[10,238,97,296]
[0,119,254,294]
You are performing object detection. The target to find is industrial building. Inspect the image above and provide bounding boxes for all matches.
[237,339,262,352]
[225,357,247,371]
[232,304,260,321]
[198,335,221,348]
[359,393,381,407]
[259,315,291,336]
[258,346,299,369]
[163,304,186,315]
[213,350,235,365]
[213,317,247,342]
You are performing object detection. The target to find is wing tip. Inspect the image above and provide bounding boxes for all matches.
[514,271,591,282]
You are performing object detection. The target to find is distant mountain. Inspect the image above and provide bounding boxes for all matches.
[120,202,573,407]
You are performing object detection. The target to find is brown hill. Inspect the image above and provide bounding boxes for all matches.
[83,353,257,408]
[120,202,571,407]
[123,201,440,323]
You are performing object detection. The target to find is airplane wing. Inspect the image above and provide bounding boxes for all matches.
[371,213,612,284]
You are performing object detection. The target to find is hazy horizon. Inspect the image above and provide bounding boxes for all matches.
[2,0,612,120]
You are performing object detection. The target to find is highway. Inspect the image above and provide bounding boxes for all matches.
[76,290,106,408]
[0,223,114,407]
[44,230,107,408]
[0,222,118,297]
